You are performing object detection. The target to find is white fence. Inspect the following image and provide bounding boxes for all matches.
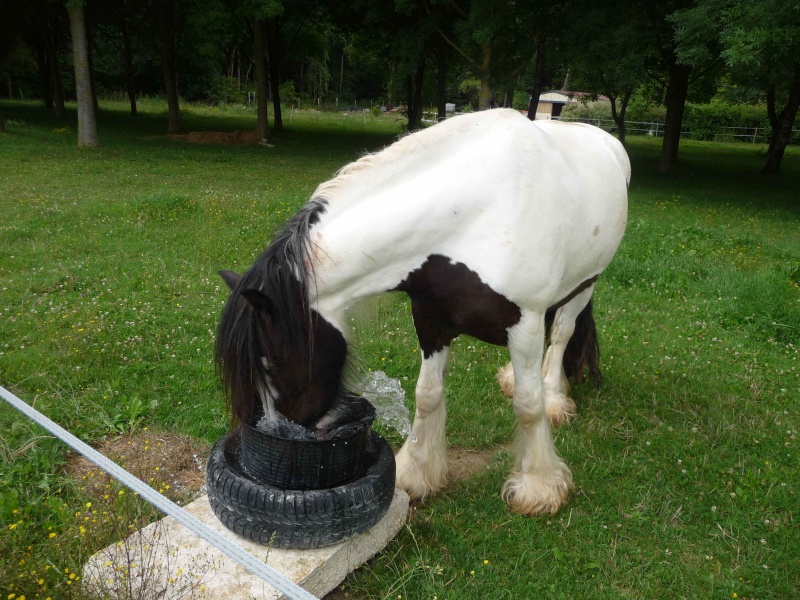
[421,112,798,144]
[558,117,799,144]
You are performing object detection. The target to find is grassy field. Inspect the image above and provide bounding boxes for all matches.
[1,100,798,599]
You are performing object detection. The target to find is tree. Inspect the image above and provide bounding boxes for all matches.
[562,0,649,144]
[66,1,99,147]
[120,17,138,116]
[634,0,706,173]
[144,0,188,134]
[524,27,549,120]
[434,35,448,121]
[106,0,144,116]
[263,1,320,132]
[436,0,533,110]
[241,0,282,139]
[0,5,21,133]
[386,7,433,129]
[31,2,69,119]
[674,0,800,174]
[329,0,437,127]
[519,0,561,121]
[252,18,270,139]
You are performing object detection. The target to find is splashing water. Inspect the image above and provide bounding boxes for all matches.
[358,371,417,442]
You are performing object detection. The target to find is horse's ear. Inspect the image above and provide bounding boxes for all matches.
[241,288,273,313]
[218,270,241,291]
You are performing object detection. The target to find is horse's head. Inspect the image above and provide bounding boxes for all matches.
[216,269,347,429]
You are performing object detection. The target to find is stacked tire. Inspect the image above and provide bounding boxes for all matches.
[206,427,396,549]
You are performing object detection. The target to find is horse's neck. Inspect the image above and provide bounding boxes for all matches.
[308,214,418,334]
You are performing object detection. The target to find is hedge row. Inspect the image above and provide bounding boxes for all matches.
[561,99,799,144]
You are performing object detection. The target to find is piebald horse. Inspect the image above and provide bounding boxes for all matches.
[217,109,629,515]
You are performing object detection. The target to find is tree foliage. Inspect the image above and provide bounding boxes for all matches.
[673,0,800,173]
[1,0,798,172]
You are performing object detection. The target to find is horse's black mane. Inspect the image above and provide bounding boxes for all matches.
[242,197,328,340]
[216,199,329,426]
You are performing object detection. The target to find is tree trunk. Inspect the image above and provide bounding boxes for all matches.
[252,18,269,141]
[160,43,180,133]
[266,18,283,132]
[0,102,6,133]
[405,75,415,128]
[657,62,692,173]
[478,41,492,110]
[610,90,632,146]
[339,51,344,97]
[121,22,137,116]
[762,64,800,175]
[84,14,99,113]
[66,2,98,147]
[47,26,66,119]
[765,85,778,156]
[526,32,547,121]
[155,3,180,134]
[35,39,53,109]
[412,56,425,129]
[436,37,447,121]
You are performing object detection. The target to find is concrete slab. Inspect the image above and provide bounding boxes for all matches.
[82,489,409,599]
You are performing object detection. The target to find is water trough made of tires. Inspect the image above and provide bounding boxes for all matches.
[206,372,410,550]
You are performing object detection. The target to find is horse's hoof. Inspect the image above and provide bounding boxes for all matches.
[501,467,573,516]
[395,467,447,501]
[395,443,448,501]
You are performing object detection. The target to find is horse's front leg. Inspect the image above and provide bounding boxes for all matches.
[502,312,573,515]
[395,348,450,500]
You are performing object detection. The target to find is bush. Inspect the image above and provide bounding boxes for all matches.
[560,100,613,121]
[513,90,529,111]
[208,76,246,107]
[279,80,299,107]
[625,95,666,123]
[682,101,771,142]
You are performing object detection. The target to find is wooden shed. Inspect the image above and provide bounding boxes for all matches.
[533,90,578,120]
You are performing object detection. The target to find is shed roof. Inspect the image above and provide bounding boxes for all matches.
[539,90,608,103]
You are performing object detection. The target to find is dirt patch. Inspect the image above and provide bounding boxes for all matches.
[167,130,268,146]
[447,445,504,482]
[65,429,210,505]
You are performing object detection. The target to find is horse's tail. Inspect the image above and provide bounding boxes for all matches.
[561,298,602,386]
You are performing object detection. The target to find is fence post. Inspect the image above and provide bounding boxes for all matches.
[753,127,758,144]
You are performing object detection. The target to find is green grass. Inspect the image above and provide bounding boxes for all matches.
[1,100,798,599]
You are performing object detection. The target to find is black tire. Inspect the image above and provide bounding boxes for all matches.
[206,430,396,549]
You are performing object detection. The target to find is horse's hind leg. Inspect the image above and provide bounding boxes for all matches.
[541,286,595,425]
[395,348,450,500]
[496,286,596,426]
[502,311,572,515]
[497,356,570,426]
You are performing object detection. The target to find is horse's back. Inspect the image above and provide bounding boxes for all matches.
[403,110,629,303]
[312,109,629,313]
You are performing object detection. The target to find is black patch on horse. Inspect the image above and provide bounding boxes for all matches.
[395,254,523,358]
